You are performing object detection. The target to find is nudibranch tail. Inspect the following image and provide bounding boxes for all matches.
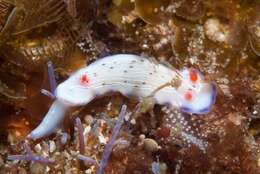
[27,100,69,139]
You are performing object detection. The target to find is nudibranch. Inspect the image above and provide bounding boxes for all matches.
[28,54,216,139]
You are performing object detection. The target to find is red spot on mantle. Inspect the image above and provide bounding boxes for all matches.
[184,91,193,101]
[189,69,198,83]
[80,74,89,85]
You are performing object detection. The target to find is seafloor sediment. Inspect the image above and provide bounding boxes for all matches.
[0,0,259,173]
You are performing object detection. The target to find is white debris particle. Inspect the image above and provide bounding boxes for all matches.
[84,115,94,125]
[228,113,244,126]
[34,144,42,153]
[106,102,112,111]
[204,18,229,43]
[165,2,181,13]
[154,38,170,50]
[130,118,136,125]
[189,56,198,65]
[85,169,93,174]
[181,132,208,152]
[219,84,233,97]
[46,166,50,172]
[124,112,130,121]
[84,125,91,135]
[139,134,146,140]
[49,140,56,153]
[217,77,230,85]
[98,133,107,144]
[142,44,149,49]
[253,110,258,115]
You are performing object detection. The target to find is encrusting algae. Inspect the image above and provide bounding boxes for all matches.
[0,0,259,174]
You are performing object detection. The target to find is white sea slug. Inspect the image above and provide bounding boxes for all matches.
[28,54,216,139]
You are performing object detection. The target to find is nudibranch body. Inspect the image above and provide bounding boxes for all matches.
[28,54,216,139]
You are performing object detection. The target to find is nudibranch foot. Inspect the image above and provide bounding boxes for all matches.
[27,100,69,140]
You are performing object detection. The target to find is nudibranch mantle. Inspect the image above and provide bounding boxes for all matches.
[28,54,216,139]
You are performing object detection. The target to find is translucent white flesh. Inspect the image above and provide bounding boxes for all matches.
[28,54,216,139]
[27,100,68,140]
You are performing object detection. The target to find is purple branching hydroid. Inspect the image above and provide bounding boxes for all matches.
[96,105,127,174]
[7,142,54,164]
[77,154,98,166]
[75,117,85,154]
[47,61,57,96]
